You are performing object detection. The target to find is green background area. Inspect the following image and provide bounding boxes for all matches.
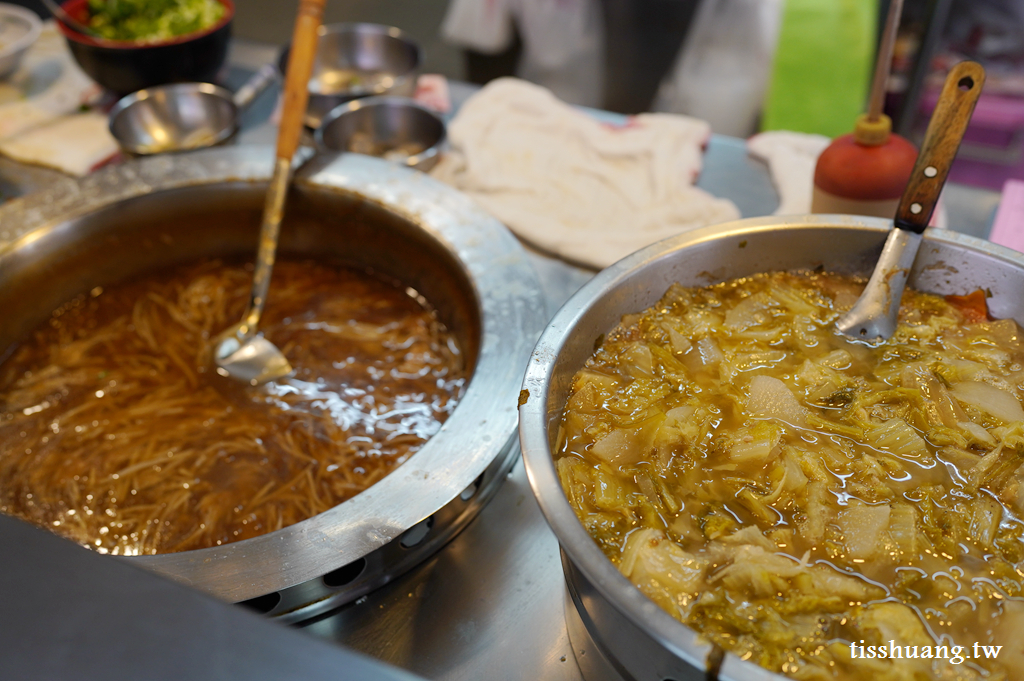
[762,0,878,138]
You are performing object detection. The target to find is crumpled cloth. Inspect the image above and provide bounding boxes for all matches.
[431,78,740,269]
[746,130,830,215]
[0,21,117,175]
[0,112,116,176]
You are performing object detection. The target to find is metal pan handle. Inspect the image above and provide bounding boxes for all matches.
[233,63,279,112]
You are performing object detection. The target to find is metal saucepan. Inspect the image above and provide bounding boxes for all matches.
[519,214,1024,681]
[281,22,421,128]
[0,146,546,622]
[108,63,278,155]
[316,96,446,172]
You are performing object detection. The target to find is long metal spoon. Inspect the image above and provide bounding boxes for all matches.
[835,60,985,343]
[213,0,326,385]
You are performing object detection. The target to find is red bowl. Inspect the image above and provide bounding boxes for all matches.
[57,0,234,96]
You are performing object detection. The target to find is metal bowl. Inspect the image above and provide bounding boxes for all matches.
[519,214,1024,681]
[0,3,42,79]
[108,83,238,155]
[316,96,445,172]
[281,23,421,128]
[0,146,546,622]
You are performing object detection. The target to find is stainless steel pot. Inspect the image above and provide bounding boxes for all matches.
[519,214,1024,681]
[0,146,546,622]
[316,96,446,172]
[280,22,421,128]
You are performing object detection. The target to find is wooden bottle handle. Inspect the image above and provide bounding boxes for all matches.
[276,0,326,162]
[894,60,984,234]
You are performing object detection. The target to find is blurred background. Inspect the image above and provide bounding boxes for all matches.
[11,0,1024,189]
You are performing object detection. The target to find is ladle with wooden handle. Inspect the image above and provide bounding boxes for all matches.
[213,0,326,385]
[835,60,985,343]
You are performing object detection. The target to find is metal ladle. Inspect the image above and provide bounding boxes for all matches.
[108,63,279,156]
[213,0,326,386]
[835,60,985,343]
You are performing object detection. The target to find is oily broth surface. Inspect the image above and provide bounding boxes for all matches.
[0,260,466,555]
[557,271,1024,681]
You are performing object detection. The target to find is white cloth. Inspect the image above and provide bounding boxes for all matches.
[440,0,603,107]
[431,78,740,269]
[746,131,830,215]
[0,21,99,140]
[0,112,116,176]
[0,21,116,175]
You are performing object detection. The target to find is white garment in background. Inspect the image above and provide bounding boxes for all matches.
[747,131,831,215]
[439,0,515,53]
[431,78,740,269]
[440,0,604,107]
[653,0,783,137]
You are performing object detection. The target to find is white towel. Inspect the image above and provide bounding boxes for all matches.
[0,21,117,176]
[0,21,100,141]
[0,112,116,176]
[431,78,740,269]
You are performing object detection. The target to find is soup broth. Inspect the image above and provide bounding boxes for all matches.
[557,271,1024,680]
[0,260,466,555]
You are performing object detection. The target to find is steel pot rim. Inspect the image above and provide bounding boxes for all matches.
[519,214,1024,680]
[0,146,547,602]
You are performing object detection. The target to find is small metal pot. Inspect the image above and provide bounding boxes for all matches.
[281,22,421,128]
[316,96,445,172]
[519,215,1024,681]
[108,63,278,155]
[0,146,546,622]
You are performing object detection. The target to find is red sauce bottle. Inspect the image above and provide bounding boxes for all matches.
[811,113,918,218]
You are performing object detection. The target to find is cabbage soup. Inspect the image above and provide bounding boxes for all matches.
[556,270,1024,680]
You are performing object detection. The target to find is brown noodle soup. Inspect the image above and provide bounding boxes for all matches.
[557,271,1024,680]
[0,260,466,555]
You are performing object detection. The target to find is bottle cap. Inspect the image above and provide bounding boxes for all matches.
[853,113,892,146]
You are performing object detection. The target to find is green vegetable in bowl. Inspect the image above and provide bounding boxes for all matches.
[86,0,225,42]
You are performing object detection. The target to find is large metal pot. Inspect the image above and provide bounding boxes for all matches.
[519,214,1024,681]
[0,146,546,622]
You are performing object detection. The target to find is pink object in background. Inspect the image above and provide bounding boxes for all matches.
[988,179,1024,253]
[920,91,1024,191]
[414,74,451,114]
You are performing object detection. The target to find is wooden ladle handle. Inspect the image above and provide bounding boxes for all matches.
[276,0,326,162]
[894,60,984,234]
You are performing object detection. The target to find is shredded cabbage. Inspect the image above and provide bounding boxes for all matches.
[556,271,1024,680]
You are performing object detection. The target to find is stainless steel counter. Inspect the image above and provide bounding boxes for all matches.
[0,38,1005,681]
